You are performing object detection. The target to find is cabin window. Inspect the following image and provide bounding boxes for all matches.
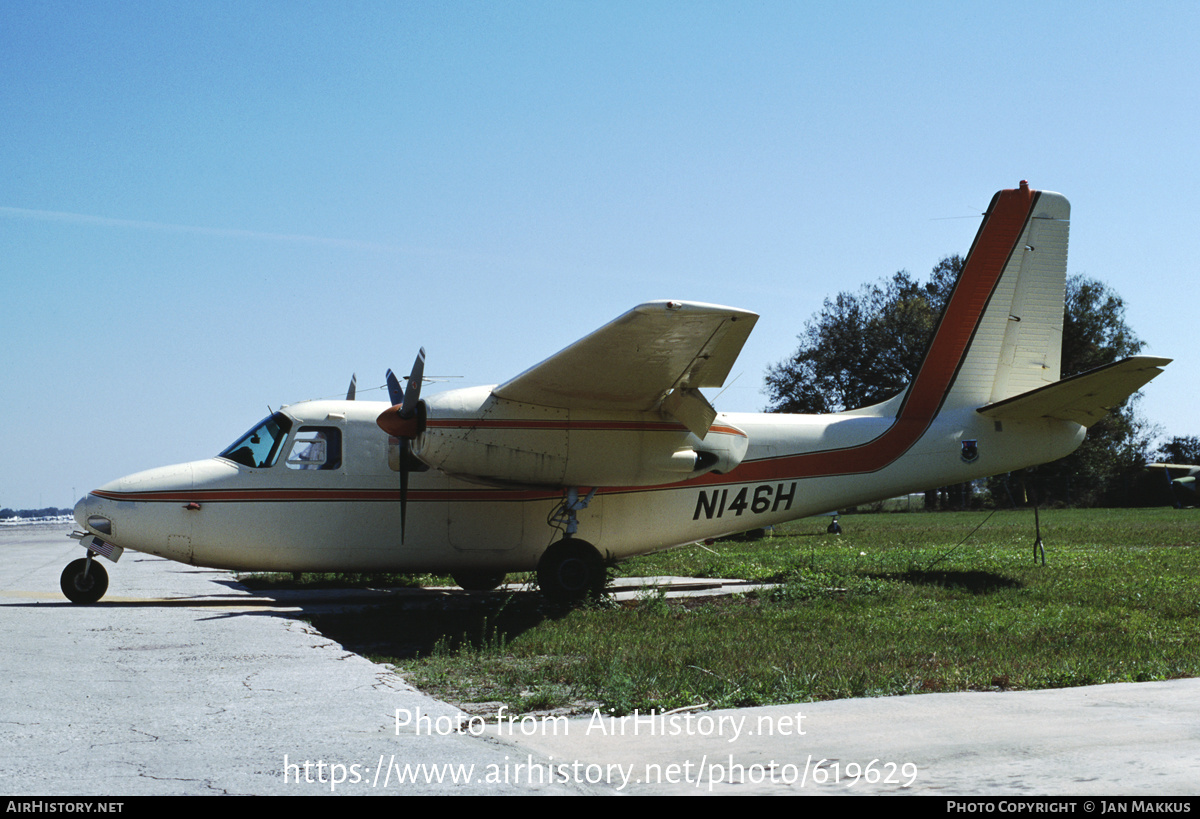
[219,413,293,469]
[286,426,342,470]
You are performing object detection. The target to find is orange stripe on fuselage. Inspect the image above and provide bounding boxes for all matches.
[90,487,558,503]
[424,418,748,437]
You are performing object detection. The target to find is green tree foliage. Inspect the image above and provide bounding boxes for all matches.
[764,257,1155,506]
[1155,435,1200,465]
[764,256,959,413]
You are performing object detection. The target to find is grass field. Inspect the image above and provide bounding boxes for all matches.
[290,507,1199,716]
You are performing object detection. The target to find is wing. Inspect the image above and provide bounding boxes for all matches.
[493,300,758,434]
[977,356,1170,427]
[1147,463,1200,479]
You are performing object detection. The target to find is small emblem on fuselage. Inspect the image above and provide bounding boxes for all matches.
[961,439,979,463]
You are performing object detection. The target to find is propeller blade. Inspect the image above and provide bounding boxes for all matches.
[401,348,426,418]
[400,441,410,543]
[385,369,403,407]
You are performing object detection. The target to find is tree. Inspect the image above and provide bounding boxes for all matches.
[764,257,960,414]
[764,257,1154,506]
[1155,436,1200,465]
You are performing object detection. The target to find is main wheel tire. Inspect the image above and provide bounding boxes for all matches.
[60,558,109,604]
[536,539,605,604]
[452,572,507,591]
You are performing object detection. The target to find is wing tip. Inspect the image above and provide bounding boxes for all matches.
[634,300,759,321]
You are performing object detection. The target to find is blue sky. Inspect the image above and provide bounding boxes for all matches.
[3,1,1197,509]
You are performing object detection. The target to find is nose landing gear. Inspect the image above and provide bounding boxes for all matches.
[61,554,109,604]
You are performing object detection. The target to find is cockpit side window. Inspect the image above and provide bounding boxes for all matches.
[286,426,342,470]
[219,413,293,469]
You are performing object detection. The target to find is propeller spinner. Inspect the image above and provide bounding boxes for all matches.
[377,348,427,542]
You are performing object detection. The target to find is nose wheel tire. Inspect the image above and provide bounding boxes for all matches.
[536,539,606,604]
[61,558,109,604]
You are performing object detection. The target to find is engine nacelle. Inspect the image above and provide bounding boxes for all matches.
[412,386,748,488]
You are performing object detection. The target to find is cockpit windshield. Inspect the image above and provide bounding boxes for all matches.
[218,412,293,469]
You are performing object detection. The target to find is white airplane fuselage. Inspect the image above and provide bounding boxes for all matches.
[73,393,1085,575]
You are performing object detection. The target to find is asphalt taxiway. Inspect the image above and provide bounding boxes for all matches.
[4,524,1199,796]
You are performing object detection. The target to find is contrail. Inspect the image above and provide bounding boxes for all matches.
[0,205,402,253]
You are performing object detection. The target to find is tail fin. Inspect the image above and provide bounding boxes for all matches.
[758,184,1164,482]
[899,181,1070,422]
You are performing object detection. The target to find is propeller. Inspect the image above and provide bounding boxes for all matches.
[377,349,426,542]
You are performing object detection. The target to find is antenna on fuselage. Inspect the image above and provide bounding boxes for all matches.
[346,373,357,401]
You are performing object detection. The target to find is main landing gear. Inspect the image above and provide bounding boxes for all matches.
[538,487,606,603]
[61,553,109,604]
[537,538,606,603]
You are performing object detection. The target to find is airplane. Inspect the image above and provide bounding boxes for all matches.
[1146,464,1199,507]
[63,182,1171,605]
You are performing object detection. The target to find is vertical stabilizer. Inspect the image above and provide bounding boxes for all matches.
[901,182,1070,420]
[965,189,1069,405]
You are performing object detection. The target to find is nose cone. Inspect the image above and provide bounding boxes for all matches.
[74,462,197,547]
[74,492,114,537]
[73,494,92,529]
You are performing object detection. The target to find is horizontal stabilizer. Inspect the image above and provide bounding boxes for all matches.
[977,356,1170,427]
